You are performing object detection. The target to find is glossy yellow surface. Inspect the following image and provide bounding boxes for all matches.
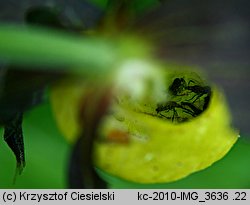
[50,79,86,143]
[50,66,238,183]
[94,88,238,183]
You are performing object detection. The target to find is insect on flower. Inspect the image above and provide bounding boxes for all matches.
[0,0,247,188]
[156,101,194,122]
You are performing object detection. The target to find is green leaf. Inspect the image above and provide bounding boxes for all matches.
[0,103,69,188]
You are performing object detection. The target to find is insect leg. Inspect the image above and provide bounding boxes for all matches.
[187,92,202,103]
[182,109,196,117]
[187,79,197,86]
[172,108,178,122]
[158,108,171,119]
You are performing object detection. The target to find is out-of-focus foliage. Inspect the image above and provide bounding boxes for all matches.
[87,0,108,8]
[0,103,70,188]
[0,102,249,188]
[0,0,250,188]
[88,0,159,13]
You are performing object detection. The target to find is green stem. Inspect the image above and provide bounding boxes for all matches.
[0,24,118,75]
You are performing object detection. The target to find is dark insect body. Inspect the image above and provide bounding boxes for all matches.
[156,101,195,121]
[169,77,211,107]
[160,77,212,122]
[186,84,211,104]
[170,78,211,98]
[168,78,186,96]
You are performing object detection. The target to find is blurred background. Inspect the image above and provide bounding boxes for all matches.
[0,0,250,188]
[0,102,250,188]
